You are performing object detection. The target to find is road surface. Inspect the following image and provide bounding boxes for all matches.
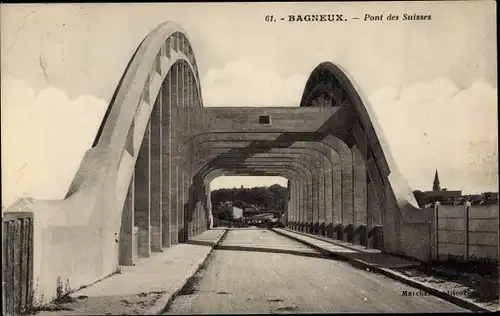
[165,229,468,314]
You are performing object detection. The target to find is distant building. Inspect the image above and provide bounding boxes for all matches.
[232,205,243,219]
[246,213,274,222]
[422,170,462,205]
[243,206,259,217]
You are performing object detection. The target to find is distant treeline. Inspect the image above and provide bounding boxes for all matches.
[211,184,289,212]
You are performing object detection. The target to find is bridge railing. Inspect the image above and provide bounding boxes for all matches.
[2,211,34,316]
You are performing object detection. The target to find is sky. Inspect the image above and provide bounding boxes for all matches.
[1,2,497,208]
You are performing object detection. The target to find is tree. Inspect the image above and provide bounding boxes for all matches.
[211,184,289,213]
[213,203,235,221]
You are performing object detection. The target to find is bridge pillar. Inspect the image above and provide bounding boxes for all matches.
[303,176,312,233]
[332,154,342,237]
[161,75,172,248]
[319,155,333,237]
[367,179,384,249]
[134,120,151,258]
[290,180,296,227]
[191,178,197,236]
[352,145,368,246]
[180,171,188,242]
[297,180,303,230]
[193,172,201,236]
[315,169,323,235]
[341,147,354,242]
[205,183,212,229]
[198,183,207,233]
[292,180,297,229]
[290,181,295,228]
[119,174,136,266]
[196,175,202,235]
[202,182,208,232]
[311,169,320,234]
[292,167,304,232]
[296,177,303,230]
[168,63,181,246]
[306,173,314,233]
[150,91,163,252]
[184,172,193,240]
[326,149,341,238]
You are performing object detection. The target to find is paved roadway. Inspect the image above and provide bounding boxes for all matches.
[165,229,468,314]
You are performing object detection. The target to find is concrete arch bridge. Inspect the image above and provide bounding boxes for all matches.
[3,21,434,306]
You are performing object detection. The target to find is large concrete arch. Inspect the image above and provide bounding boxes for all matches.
[183,133,372,243]
[204,168,305,228]
[194,157,315,220]
[4,22,205,303]
[190,146,329,234]
[300,61,433,259]
[203,168,304,211]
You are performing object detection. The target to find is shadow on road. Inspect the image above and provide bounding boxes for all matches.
[185,240,217,247]
[214,244,338,261]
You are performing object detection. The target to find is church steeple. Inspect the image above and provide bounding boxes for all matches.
[433,169,441,192]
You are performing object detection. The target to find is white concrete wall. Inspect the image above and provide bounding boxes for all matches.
[232,206,243,219]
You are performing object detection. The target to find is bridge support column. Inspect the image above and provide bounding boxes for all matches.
[296,177,303,230]
[184,173,192,239]
[202,182,208,232]
[367,180,384,249]
[135,120,151,258]
[170,163,180,245]
[331,154,342,239]
[292,181,298,230]
[198,183,207,233]
[193,174,201,236]
[288,180,294,229]
[295,180,300,228]
[289,181,294,228]
[311,170,320,235]
[321,160,332,237]
[307,175,315,234]
[180,171,188,242]
[168,63,181,246]
[119,174,136,266]
[341,147,354,242]
[161,75,172,248]
[196,175,202,235]
[352,145,368,247]
[151,92,163,252]
[299,179,305,231]
[301,180,306,231]
[191,179,198,237]
[206,183,212,229]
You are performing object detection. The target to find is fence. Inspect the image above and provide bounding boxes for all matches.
[2,212,34,315]
[434,203,498,262]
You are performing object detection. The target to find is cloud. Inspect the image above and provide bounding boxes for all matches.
[201,61,308,107]
[1,76,107,208]
[369,78,498,193]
